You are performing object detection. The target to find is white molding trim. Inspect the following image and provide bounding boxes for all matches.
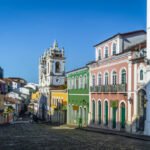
[90,59,128,71]
[134,64,137,116]
[69,94,89,96]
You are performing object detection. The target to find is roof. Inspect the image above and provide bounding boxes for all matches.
[115,40,146,55]
[86,60,96,66]
[66,66,88,74]
[0,79,6,84]
[7,77,27,84]
[94,30,146,47]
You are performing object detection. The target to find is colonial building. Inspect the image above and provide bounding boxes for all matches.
[88,30,147,133]
[28,91,40,115]
[67,66,89,127]
[38,41,66,121]
[50,90,67,124]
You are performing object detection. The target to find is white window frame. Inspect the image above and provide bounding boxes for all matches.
[104,71,109,85]
[104,46,109,58]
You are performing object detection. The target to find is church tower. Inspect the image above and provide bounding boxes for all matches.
[39,41,65,88]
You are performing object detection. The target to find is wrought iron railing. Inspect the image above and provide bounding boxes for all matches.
[90,84,127,93]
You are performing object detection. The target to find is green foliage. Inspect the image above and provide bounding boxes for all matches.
[4,106,15,114]
[110,101,118,108]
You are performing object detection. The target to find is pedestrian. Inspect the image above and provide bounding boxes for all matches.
[78,117,82,128]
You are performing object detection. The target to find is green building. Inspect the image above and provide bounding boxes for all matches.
[67,66,89,127]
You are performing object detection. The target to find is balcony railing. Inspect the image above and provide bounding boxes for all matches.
[90,84,127,93]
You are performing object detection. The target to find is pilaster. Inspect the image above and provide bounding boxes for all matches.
[126,60,132,132]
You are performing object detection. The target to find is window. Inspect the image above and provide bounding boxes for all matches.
[92,75,95,87]
[74,77,76,89]
[55,62,61,73]
[112,71,117,85]
[92,100,95,123]
[98,49,101,60]
[112,43,117,55]
[98,101,101,124]
[84,75,87,89]
[98,74,102,86]
[140,70,144,81]
[105,73,109,85]
[72,77,74,89]
[79,76,83,89]
[105,47,109,58]
[105,101,108,126]
[76,77,79,89]
[121,69,126,84]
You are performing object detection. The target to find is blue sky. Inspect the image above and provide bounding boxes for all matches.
[0,0,146,83]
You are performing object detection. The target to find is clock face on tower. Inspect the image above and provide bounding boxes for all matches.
[56,77,61,84]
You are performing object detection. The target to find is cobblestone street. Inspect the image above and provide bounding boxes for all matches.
[0,121,150,150]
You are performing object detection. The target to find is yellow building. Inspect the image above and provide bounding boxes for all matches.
[50,90,67,124]
[29,91,40,115]
[31,91,40,101]
[0,95,4,111]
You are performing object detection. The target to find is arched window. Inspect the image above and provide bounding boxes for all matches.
[104,101,108,126]
[92,100,95,123]
[140,70,144,81]
[79,76,83,89]
[55,62,61,73]
[98,49,101,60]
[105,47,109,58]
[112,43,117,55]
[121,69,126,84]
[112,71,117,85]
[120,102,126,129]
[98,101,101,124]
[92,75,95,87]
[98,74,102,86]
[105,72,109,85]
[74,77,76,89]
[84,75,87,89]
[72,77,74,89]
[76,77,79,89]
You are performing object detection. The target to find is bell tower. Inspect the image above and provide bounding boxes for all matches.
[39,41,65,88]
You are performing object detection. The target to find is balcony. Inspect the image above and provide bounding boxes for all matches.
[90,84,127,93]
[90,86,98,92]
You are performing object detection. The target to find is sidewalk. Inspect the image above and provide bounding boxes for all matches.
[80,127,150,141]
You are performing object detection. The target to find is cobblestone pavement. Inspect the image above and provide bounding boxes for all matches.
[0,123,150,150]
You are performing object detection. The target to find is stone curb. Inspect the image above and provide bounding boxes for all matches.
[80,127,150,141]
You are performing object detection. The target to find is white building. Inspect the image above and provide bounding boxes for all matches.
[39,40,65,94]
[38,41,66,120]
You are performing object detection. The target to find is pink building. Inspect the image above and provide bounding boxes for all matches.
[88,30,147,133]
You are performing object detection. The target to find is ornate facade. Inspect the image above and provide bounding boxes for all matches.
[88,30,147,133]
[38,41,66,120]
[39,41,65,94]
